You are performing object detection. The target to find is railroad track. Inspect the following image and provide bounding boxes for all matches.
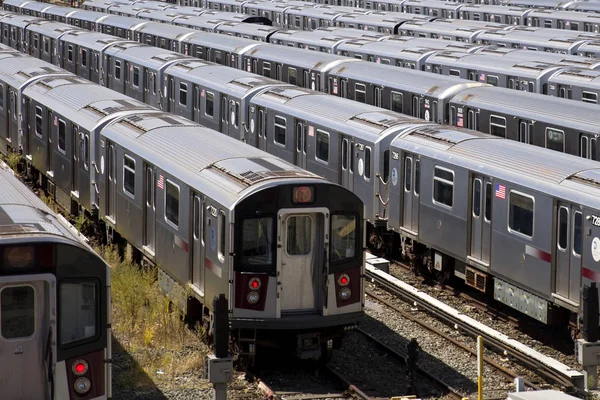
[365,261,581,390]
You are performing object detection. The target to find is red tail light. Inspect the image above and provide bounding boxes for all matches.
[235,273,269,311]
[334,269,360,307]
[249,277,261,290]
[338,274,350,287]
[73,360,88,375]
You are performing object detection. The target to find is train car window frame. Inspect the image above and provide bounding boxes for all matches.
[263,61,271,78]
[382,150,390,184]
[364,146,372,181]
[449,69,460,77]
[274,115,286,147]
[404,157,412,192]
[67,45,74,63]
[315,129,329,163]
[82,134,89,171]
[432,166,454,209]
[355,83,366,103]
[508,190,534,239]
[414,159,420,196]
[165,179,180,229]
[241,216,274,269]
[342,138,348,170]
[330,213,359,264]
[558,206,568,251]
[582,91,598,104]
[473,178,482,218]
[486,75,499,86]
[218,210,227,262]
[546,127,565,152]
[193,196,202,241]
[58,280,99,347]
[391,91,403,113]
[573,210,582,257]
[289,67,297,85]
[123,154,136,198]
[35,106,42,138]
[0,285,35,340]
[205,91,214,117]
[133,66,140,88]
[58,119,66,155]
[81,48,87,68]
[115,60,121,81]
[484,182,492,222]
[286,215,312,256]
[33,33,38,50]
[179,82,188,107]
[489,115,506,138]
[0,83,3,110]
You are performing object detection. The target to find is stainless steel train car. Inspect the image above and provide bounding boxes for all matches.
[0,40,365,363]
[0,164,111,400]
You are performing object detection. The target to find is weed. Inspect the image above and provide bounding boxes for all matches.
[6,152,20,172]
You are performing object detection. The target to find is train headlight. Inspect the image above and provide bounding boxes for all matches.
[338,274,350,287]
[339,287,351,301]
[74,377,91,394]
[72,360,88,375]
[247,291,260,305]
[4,246,34,269]
[249,278,261,290]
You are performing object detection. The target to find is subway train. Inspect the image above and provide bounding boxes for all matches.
[4,3,600,165]
[0,43,365,363]
[2,8,600,334]
[0,163,111,400]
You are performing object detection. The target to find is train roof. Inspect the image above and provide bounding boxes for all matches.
[474,47,600,69]
[215,21,279,39]
[185,30,260,51]
[244,44,355,71]
[548,68,600,88]
[97,14,149,29]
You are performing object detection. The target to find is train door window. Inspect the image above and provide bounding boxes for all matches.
[59,282,98,345]
[365,147,371,180]
[468,71,477,81]
[33,34,38,50]
[206,91,214,117]
[592,137,598,160]
[486,75,499,86]
[489,115,506,138]
[404,157,412,192]
[11,93,16,121]
[546,128,565,152]
[215,50,222,64]
[355,83,366,103]
[414,159,420,196]
[0,84,3,110]
[295,16,301,28]
[289,68,297,85]
[68,45,73,62]
[484,182,491,222]
[286,215,312,255]
[391,92,403,113]
[433,166,454,209]
[544,19,552,28]
[195,48,203,59]
[581,136,589,158]
[83,135,89,170]
[193,197,201,240]
[382,150,390,184]
[342,138,348,170]
[58,119,66,154]
[558,206,568,251]
[218,211,226,261]
[316,130,329,163]
[473,179,481,218]
[571,22,579,31]
[179,83,188,106]
[11,28,16,42]
[262,62,271,78]
[81,49,87,67]
[133,66,140,88]
[374,87,381,107]
[582,91,598,104]
[508,191,534,238]
[341,80,347,98]
[2,26,6,39]
[1,286,35,339]
[527,82,534,92]
[115,60,121,81]
[449,69,460,77]
[165,179,180,228]
[35,106,42,137]
[573,211,582,257]
[123,154,135,198]
[274,116,286,146]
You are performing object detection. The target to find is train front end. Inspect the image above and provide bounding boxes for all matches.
[232,180,364,361]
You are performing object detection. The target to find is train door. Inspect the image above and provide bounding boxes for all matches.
[402,154,420,233]
[0,276,55,400]
[340,136,354,191]
[294,120,307,169]
[191,194,205,293]
[228,99,238,139]
[8,88,17,148]
[47,110,53,175]
[220,94,228,133]
[469,176,492,265]
[518,120,532,144]
[144,164,156,255]
[72,126,80,196]
[555,202,583,304]
[106,141,117,222]
[278,211,326,313]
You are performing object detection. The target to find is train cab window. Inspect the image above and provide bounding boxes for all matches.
[573,211,582,257]
[489,115,506,138]
[1,286,35,340]
[133,66,140,88]
[316,130,329,163]
[289,68,297,85]
[165,180,180,228]
[484,182,491,222]
[115,60,121,81]
[391,92,403,113]
[433,166,454,208]
[206,91,214,117]
[355,83,366,103]
[68,45,73,62]
[558,206,568,251]
[59,282,97,345]
[286,215,312,255]
[58,119,66,154]
[546,128,565,152]
[179,82,188,106]
[414,159,420,196]
[241,217,274,267]
[81,49,87,67]
[274,116,286,146]
[331,214,357,262]
[219,211,226,261]
[365,147,371,180]
[35,106,42,137]
[508,191,534,238]
[582,91,598,104]
[123,154,135,198]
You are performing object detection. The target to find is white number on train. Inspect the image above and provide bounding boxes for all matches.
[591,215,600,227]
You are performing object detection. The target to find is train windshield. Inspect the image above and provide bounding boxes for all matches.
[331,214,358,263]
[241,217,274,268]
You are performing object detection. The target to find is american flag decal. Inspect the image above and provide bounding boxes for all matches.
[157,174,164,190]
[495,183,506,200]
[457,115,463,127]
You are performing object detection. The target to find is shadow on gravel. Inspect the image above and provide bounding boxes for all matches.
[112,334,169,400]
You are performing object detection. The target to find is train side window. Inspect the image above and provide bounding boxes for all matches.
[582,91,598,104]
[263,62,271,78]
[274,115,286,146]
[1,286,34,339]
[123,154,135,198]
[115,60,121,81]
[484,182,491,222]
[35,106,42,137]
[316,129,329,163]
[331,214,357,262]
[449,69,460,77]
[133,66,140,88]
[391,91,403,113]
[573,211,582,257]
[508,191,534,238]
[546,128,565,152]
[355,83,366,103]
[486,75,499,86]
[59,282,98,345]
[404,157,412,192]
[81,49,87,67]
[205,91,214,117]
[433,166,454,209]
[342,139,348,170]
[165,179,180,229]
[489,115,506,138]
[364,147,371,180]
[58,119,66,154]
[473,179,481,218]
[558,206,568,251]
[218,211,226,261]
[68,45,73,62]
[179,82,188,106]
[289,67,297,85]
